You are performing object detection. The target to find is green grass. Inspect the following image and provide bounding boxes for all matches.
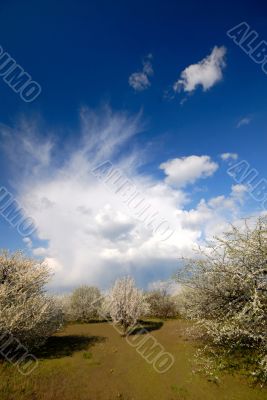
[0,320,266,400]
[82,351,93,359]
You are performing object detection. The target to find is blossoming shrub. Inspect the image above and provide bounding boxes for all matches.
[175,217,267,383]
[106,276,149,335]
[0,250,62,349]
[69,285,102,322]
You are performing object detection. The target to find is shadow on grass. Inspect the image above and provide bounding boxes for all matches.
[66,318,108,324]
[129,320,164,335]
[35,335,106,359]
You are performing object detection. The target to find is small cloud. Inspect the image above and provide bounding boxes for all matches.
[173,46,227,94]
[231,184,248,204]
[32,247,48,256]
[237,117,251,128]
[23,237,32,248]
[129,72,150,91]
[129,54,153,91]
[160,155,218,188]
[163,88,175,101]
[142,53,153,75]
[179,97,187,106]
[220,152,238,161]
[231,184,247,196]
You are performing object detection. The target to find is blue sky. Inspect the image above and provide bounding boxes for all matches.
[0,0,266,291]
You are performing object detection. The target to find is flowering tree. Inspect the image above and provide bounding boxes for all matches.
[69,285,102,322]
[175,217,267,382]
[0,250,62,349]
[55,294,73,322]
[107,276,149,335]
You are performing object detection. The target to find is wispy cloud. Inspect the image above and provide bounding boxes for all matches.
[237,117,251,128]
[0,108,251,291]
[220,152,238,161]
[129,54,153,91]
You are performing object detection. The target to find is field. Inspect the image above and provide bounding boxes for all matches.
[0,320,266,400]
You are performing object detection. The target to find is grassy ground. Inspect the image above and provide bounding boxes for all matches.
[0,319,266,400]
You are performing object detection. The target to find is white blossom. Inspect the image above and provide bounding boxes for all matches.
[106,276,149,334]
[175,217,267,382]
[0,251,62,349]
[69,285,102,322]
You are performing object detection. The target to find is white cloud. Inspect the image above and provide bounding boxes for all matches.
[173,46,226,93]
[0,109,250,292]
[129,72,150,91]
[237,117,251,128]
[231,184,247,195]
[129,54,153,91]
[160,155,218,188]
[32,247,48,256]
[231,184,247,203]
[23,237,32,248]
[178,186,247,239]
[220,152,238,161]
